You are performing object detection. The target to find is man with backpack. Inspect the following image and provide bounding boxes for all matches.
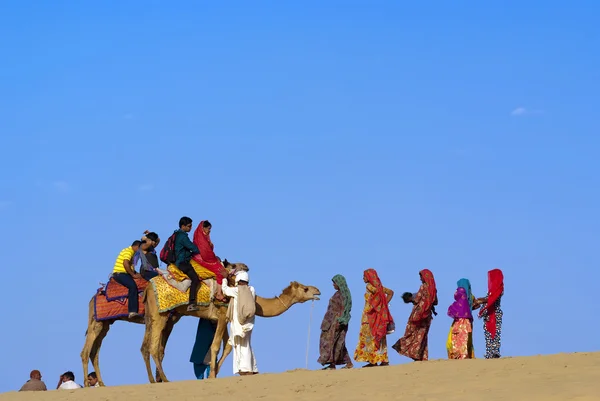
[161,216,202,312]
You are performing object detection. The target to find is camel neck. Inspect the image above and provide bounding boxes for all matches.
[255,292,294,317]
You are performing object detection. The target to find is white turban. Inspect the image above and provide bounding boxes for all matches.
[235,271,249,284]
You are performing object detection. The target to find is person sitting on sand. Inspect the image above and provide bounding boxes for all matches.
[354,269,394,368]
[87,372,100,387]
[174,217,202,312]
[474,269,504,359]
[57,371,82,390]
[134,231,161,281]
[318,274,354,370]
[222,271,258,376]
[19,370,47,391]
[392,269,438,361]
[112,240,143,318]
[193,220,228,301]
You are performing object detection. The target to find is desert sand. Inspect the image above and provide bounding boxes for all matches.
[2,352,599,401]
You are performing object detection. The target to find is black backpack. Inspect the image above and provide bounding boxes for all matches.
[159,231,179,265]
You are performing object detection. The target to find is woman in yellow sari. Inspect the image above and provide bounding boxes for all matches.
[353,269,394,367]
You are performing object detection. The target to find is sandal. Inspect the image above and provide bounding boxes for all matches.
[341,364,354,369]
[362,363,377,368]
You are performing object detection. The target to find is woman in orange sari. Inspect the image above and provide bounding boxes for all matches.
[353,269,394,367]
[392,269,437,361]
[192,220,228,301]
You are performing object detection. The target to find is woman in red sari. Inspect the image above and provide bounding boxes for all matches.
[475,269,504,359]
[192,220,228,301]
[353,269,394,367]
[392,269,438,361]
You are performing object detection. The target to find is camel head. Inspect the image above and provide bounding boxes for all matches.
[222,259,250,285]
[223,259,249,275]
[284,281,321,303]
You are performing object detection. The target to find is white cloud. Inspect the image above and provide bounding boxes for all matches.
[52,181,70,192]
[138,184,154,191]
[511,107,527,116]
[511,107,544,117]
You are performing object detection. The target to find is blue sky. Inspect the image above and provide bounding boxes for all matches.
[1,0,599,392]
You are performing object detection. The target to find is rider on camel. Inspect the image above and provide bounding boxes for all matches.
[193,220,228,302]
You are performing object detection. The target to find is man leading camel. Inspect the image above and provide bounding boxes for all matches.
[222,271,258,376]
[174,216,202,312]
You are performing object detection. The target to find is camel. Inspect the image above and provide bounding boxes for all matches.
[81,260,247,387]
[142,280,321,383]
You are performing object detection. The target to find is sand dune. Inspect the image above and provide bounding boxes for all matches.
[2,352,599,401]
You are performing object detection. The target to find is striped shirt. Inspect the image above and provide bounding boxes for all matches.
[112,246,135,274]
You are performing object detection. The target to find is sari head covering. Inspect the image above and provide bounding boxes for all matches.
[192,221,224,281]
[447,287,473,319]
[479,269,504,339]
[457,278,473,309]
[363,269,393,349]
[411,269,437,322]
[332,274,352,325]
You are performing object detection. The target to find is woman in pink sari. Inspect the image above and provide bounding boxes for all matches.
[192,220,227,301]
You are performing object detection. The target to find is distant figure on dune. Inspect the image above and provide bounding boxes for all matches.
[87,372,100,387]
[318,274,353,370]
[57,371,82,390]
[111,240,143,318]
[18,370,47,392]
[190,319,217,379]
[354,269,394,368]
[446,278,476,359]
[392,269,438,361]
[222,271,258,375]
[475,269,504,359]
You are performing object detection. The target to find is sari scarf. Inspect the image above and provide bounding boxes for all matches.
[457,278,473,309]
[364,269,393,349]
[192,221,224,281]
[478,269,504,339]
[447,287,473,320]
[411,269,437,323]
[332,274,352,325]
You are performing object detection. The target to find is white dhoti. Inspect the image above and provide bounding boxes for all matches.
[229,331,258,374]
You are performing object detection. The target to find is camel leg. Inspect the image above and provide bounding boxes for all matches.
[140,317,155,384]
[89,322,110,387]
[148,314,170,383]
[217,327,232,373]
[81,312,105,387]
[209,315,227,379]
[159,315,180,363]
[151,316,178,383]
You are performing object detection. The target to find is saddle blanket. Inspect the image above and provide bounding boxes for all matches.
[94,291,145,321]
[150,260,230,313]
[104,276,149,301]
